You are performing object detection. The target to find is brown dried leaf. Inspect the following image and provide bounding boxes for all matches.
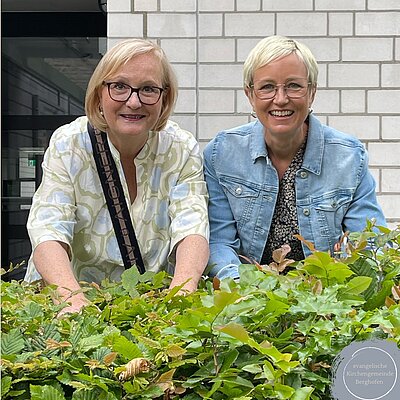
[45,339,71,350]
[392,285,400,301]
[312,279,323,295]
[293,234,316,252]
[118,358,150,381]
[385,296,396,308]
[103,352,118,365]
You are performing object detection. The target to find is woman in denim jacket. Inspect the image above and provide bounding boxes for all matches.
[204,36,386,280]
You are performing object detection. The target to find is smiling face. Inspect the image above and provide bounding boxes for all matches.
[99,52,164,147]
[246,53,316,144]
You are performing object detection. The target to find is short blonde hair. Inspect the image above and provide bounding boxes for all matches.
[85,38,177,132]
[243,35,318,89]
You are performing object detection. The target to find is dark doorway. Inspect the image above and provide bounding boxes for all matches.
[1,10,106,280]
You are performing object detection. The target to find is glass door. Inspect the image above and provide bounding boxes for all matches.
[2,36,105,280]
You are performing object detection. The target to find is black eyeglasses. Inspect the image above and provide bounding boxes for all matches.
[249,79,311,100]
[103,81,164,105]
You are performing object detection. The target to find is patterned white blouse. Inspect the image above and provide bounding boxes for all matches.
[25,116,209,284]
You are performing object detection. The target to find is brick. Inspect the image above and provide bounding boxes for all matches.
[356,12,400,35]
[170,115,196,137]
[237,90,252,113]
[199,64,244,88]
[328,13,353,36]
[199,39,235,62]
[382,169,400,192]
[108,0,131,12]
[160,39,196,63]
[315,0,365,10]
[108,13,143,37]
[300,38,340,61]
[225,13,275,36]
[262,0,312,11]
[175,90,196,113]
[237,38,264,62]
[198,0,235,11]
[382,117,400,139]
[377,195,400,220]
[382,64,400,87]
[317,64,327,87]
[369,168,380,192]
[198,90,235,113]
[172,64,197,87]
[160,0,196,12]
[368,143,400,166]
[396,38,400,61]
[341,90,366,113]
[199,14,223,37]
[342,38,393,61]
[329,64,379,87]
[368,90,400,114]
[277,13,327,36]
[133,0,158,11]
[329,116,379,140]
[369,0,400,10]
[313,90,340,114]
[237,0,261,11]
[147,14,196,37]
[198,115,249,140]
[161,39,196,62]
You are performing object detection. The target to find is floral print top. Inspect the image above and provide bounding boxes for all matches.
[25,116,209,283]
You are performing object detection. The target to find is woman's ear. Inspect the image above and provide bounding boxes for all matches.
[244,86,255,109]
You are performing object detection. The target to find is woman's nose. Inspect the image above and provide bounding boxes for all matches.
[273,86,289,103]
[126,91,141,107]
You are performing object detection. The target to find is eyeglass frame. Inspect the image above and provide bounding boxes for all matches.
[102,81,165,105]
[248,80,313,100]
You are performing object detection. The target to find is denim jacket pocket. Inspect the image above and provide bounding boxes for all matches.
[312,189,353,239]
[219,176,260,231]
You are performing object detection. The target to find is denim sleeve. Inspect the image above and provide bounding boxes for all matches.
[203,137,241,280]
[342,149,386,232]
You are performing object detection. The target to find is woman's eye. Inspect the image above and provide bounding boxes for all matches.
[112,83,128,90]
[141,86,156,93]
[260,84,275,90]
[287,82,302,89]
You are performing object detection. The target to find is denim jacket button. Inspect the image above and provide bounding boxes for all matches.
[300,171,308,179]
[235,187,242,195]
[303,208,310,216]
[331,200,337,208]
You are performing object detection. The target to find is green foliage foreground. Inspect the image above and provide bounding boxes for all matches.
[1,223,400,400]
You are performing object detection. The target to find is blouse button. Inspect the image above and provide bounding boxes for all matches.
[235,187,243,195]
[300,171,308,179]
[303,208,310,216]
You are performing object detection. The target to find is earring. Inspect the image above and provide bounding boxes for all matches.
[251,111,257,118]
[308,107,313,114]
[99,108,104,116]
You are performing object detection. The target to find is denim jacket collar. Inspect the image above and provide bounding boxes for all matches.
[250,114,324,174]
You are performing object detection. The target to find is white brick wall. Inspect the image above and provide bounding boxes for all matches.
[107,0,400,225]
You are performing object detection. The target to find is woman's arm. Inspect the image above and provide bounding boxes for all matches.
[170,234,209,292]
[33,241,89,314]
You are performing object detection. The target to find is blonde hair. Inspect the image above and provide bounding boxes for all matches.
[85,38,177,132]
[243,35,318,89]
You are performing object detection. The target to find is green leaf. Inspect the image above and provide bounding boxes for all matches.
[340,276,372,296]
[121,267,140,297]
[218,323,250,342]
[30,385,66,400]
[1,329,24,355]
[112,335,143,360]
[1,376,12,397]
[291,386,314,400]
[364,280,394,310]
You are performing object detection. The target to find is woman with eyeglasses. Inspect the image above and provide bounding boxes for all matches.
[204,35,385,280]
[25,39,209,313]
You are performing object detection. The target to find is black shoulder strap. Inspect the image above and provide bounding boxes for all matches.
[87,122,145,274]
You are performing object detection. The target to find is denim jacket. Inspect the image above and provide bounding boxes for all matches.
[203,114,386,280]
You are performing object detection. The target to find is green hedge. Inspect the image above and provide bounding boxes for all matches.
[1,222,399,400]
